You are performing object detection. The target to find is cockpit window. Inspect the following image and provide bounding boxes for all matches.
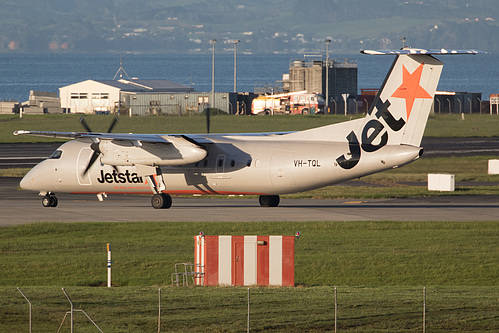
[49,150,62,159]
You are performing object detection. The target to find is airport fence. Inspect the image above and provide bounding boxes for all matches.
[5,285,497,332]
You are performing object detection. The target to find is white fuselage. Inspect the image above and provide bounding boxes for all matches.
[21,135,420,196]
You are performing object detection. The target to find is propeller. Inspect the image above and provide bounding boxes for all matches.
[80,115,119,134]
[79,116,93,133]
[82,141,102,176]
[81,115,119,176]
[205,106,210,134]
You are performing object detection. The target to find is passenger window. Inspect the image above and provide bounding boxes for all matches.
[49,150,62,159]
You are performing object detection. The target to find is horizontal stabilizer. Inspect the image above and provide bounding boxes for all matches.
[361,48,487,55]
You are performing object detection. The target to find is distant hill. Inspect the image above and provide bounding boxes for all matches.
[1,0,498,54]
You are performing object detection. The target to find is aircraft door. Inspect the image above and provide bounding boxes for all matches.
[270,152,295,186]
[216,155,226,174]
[76,147,93,185]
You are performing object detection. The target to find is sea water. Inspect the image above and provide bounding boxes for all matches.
[0,53,497,103]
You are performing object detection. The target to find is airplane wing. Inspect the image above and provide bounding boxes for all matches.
[361,48,487,55]
[13,130,213,145]
[14,130,211,166]
[13,129,291,143]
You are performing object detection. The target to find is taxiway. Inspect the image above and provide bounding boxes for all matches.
[2,137,499,225]
[2,177,498,225]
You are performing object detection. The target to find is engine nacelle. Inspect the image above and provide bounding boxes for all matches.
[99,140,207,166]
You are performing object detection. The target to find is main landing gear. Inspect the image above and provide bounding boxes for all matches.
[151,194,279,209]
[145,167,173,209]
[151,193,172,209]
[42,193,58,207]
[259,195,280,207]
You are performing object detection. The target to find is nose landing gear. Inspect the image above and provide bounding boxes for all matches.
[42,193,58,207]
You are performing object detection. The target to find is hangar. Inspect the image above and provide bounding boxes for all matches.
[129,91,241,116]
[58,79,245,115]
[59,79,194,114]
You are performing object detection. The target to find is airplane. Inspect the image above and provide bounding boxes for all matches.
[14,48,484,209]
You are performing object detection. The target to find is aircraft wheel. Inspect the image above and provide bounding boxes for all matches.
[259,195,280,207]
[151,193,172,209]
[42,195,51,207]
[42,194,58,208]
[50,195,58,207]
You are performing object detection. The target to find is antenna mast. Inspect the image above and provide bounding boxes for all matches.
[113,55,132,80]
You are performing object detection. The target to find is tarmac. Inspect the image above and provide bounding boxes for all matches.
[2,177,499,225]
[2,138,499,225]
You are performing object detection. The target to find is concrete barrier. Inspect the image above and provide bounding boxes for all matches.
[428,174,455,192]
[488,159,499,174]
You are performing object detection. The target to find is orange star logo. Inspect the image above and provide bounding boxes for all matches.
[391,63,432,119]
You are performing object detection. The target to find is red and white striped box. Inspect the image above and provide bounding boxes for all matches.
[194,235,295,286]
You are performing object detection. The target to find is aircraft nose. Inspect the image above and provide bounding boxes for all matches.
[20,167,39,191]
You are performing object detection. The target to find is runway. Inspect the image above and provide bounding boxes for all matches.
[2,177,499,225]
[2,138,499,225]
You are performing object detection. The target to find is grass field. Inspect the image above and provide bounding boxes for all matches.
[3,113,499,143]
[3,113,356,143]
[1,114,498,331]
[3,285,497,332]
[282,155,499,200]
[1,221,498,331]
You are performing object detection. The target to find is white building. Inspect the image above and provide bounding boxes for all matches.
[59,79,193,114]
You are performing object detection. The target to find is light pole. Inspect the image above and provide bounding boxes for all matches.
[325,39,331,114]
[210,39,217,110]
[233,40,240,93]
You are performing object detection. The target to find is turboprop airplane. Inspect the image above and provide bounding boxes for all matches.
[15,48,484,209]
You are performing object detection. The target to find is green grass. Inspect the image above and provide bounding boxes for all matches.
[285,184,499,200]
[3,113,499,143]
[1,113,362,143]
[424,113,499,137]
[1,221,497,331]
[287,155,499,199]
[3,114,499,331]
[0,168,30,177]
[3,286,497,332]
[2,221,496,287]
[380,155,495,178]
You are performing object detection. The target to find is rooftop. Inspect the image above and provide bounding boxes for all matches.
[97,79,194,93]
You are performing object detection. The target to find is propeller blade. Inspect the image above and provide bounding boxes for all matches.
[205,107,210,134]
[81,116,118,176]
[79,116,93,132]
[107,115,119,133]
[82,150,100,176]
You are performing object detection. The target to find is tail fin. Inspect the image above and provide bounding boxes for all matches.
[362,53,443,148]
[284,48,484,145]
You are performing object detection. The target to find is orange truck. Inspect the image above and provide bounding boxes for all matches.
[251,91,325,115]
